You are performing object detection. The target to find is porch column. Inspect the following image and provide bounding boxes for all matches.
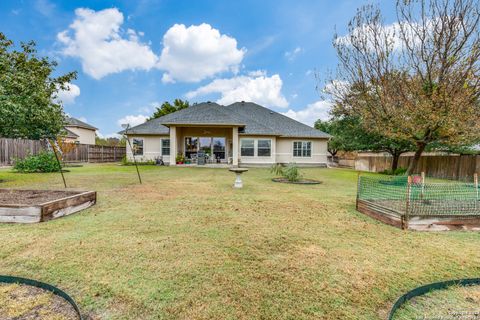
[169,126,177,166]
[232,127,239,167]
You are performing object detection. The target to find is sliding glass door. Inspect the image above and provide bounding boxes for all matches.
[184,137,226,161]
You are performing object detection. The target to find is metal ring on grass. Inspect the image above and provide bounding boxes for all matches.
[0,275,83,320]
[271,178,322,185]
[388,278,480,320]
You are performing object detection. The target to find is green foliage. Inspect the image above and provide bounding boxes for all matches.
[283,163,302,182]
[0,32,77,139]
[176,153,185,163]
[121,155,155,166]
[149,99,190,120]
[380,167,407,176]
[270,164,284,176]
[13,151,61,173]
[96,136,126,147]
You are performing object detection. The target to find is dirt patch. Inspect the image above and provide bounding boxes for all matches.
[271,178,322,185]
[0,190,80,206]
[0,283,79,320]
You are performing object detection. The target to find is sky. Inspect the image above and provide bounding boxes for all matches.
[0,0,398,137]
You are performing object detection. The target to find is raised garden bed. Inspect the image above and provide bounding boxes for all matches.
[0,189,96,223]
[271,178,322,185]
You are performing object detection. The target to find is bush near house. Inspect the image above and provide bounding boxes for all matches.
[13,151,61,173]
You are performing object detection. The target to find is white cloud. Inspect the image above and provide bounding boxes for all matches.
[77,116,88,123]
[56,83,80,105]
[157,23,246,83]
[117,114,148,128]
[58,8,158,79]
[97,132,121,139]
[186,71,289,108]
[281,100,333,126]
[284,47,303,61]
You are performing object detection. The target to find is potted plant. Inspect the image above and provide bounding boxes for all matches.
[176,153,185,164]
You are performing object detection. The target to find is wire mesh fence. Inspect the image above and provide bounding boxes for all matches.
[357,174,480,217]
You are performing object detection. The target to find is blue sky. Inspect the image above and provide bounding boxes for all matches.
[0,0,397,137]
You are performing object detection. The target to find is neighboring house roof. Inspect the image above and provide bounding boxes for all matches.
[62,127,79,139]
[65,117,98,131]
[122,101,331,138]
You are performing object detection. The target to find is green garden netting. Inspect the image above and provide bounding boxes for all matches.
[358,175,480,216]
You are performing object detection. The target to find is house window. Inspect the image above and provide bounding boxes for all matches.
[240,139,254,156]
[293,141,311,157]
[161,139,170,156]
[132,138,144,156]
[257,139,271,157]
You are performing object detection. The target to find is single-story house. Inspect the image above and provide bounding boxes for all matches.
[121,101,331,167]
[64,117,97,145]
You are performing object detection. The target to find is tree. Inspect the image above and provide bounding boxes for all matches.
[149,99,190,120]
[326,0,480,174]
[95,135,126,147]
[0,32,76,140]
[315,115,414,170]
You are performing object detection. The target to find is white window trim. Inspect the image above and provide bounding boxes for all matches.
[240,138,255,157]
[240,138,273,158]
[292,141,312,158]
[132,138,144,156]
[160,138,170,157]
[257,139,272,158]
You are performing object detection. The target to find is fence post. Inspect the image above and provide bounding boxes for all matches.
[356,172,361,210]
[403,175,412,230]
[421,172,425,200]
[475,173,478,210]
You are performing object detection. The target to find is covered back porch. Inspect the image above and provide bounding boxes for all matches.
[169,125,239,166]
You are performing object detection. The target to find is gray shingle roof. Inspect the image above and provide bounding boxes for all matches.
[65,117,97,130]
[62,127,79,138]
[122,101,330,138]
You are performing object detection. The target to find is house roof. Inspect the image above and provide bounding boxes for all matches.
[65,117,97,130]
[122,101,330,139]
[62,127,79,139]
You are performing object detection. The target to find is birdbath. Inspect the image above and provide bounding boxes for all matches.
[229,168,249,188]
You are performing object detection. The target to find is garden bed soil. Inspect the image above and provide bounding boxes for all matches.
[271,178,322,185]
[0,283,79,320]
[0,189,96,223]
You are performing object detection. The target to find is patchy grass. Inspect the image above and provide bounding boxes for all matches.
[393,285,480,319]
[0,164,479,319]
[0,283,78,319]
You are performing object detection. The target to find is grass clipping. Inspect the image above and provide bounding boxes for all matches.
[0,283,78,320]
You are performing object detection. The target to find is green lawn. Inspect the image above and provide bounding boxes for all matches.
[0,164,479,320]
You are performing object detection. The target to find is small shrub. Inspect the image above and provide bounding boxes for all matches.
[121,155,155,165]
[13,152,61,173]
[270,164,284,176]
[283,163,302,182]
[380,167,407,176]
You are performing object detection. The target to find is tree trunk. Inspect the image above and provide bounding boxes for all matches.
[407,143,427,174]
[391,153,400,171]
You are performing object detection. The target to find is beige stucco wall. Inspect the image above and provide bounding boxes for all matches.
[275,138,328,166]
[126,135,170,163]
[66,126,96,145]
[126,132,329,167]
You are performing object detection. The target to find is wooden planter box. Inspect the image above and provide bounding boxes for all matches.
[0,189,96,223]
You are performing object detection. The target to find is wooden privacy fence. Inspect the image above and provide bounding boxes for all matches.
[0,138,125,165]
[355,154,480,180]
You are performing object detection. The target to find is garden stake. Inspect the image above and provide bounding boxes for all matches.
[475,173,478,210]
[49,139,67,188]
[122,124,142,184]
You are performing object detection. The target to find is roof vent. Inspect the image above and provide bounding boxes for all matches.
[241,101,245,104]
[207,101,211,104]
[269,111,274,114]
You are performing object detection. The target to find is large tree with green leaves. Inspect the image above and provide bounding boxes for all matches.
[0,32,76,140]
[149,99,190,120]
[315,115,414,170]
[327,0,480,174]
